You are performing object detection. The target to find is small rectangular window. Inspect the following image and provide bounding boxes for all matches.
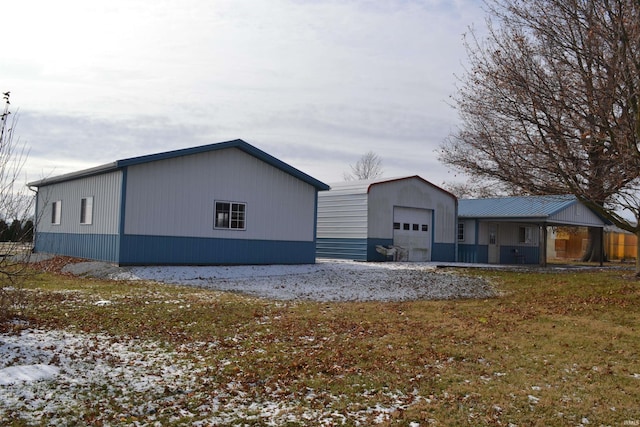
[422,224,428,232]
[51,201,62,225]
[215,201,246,230]
[519,226,533,243]
[403,223,410,230]
[412,224,419,231]
[80,197,94,225]
[393,222,400,230]
[457,223,465,241]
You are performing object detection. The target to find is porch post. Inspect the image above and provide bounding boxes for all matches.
[540,225,548,267]
[600,227,604,267]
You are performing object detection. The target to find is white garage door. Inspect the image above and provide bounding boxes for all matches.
[392,206,432,261]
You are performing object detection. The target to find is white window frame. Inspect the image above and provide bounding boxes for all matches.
[214,201,246,230]
[80,196,94,225]
[51,200,62,225]
[457,222,465,241]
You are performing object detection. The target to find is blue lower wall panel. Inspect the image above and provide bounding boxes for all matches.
[34,232,119,263]
[317,238,395,261]
[316,238,369,261]
[318,238,457,262]
[458,244,488,263]
[119,234,317,265]
[458,244,539,264]
[431,243,456,262]
[501,246,539,264]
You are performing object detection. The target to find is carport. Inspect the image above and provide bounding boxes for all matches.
[457,195,608,266]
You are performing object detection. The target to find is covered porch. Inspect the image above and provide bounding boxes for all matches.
[457,195,608,266]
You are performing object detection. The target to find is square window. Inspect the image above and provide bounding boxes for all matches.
[422,224,428,232]
[80,197,93,225]
[403,223,410,230]
[393,222,400,230]
[215,201,246,230]
[412,224,419,231]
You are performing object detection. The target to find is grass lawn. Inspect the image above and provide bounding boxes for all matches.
[3,265,640,426]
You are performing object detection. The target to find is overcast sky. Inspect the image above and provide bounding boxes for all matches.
[4,0,485,187]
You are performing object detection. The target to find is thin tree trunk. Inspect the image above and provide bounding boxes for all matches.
[581,227,604,263]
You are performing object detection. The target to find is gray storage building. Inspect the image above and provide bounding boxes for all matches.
[316,176,458,261]
[29,139,330,265]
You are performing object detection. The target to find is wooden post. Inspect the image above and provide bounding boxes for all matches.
[600,227,604,267]
[540,225,547,267]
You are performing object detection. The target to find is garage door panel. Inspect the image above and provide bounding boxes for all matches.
[393,207,432,261]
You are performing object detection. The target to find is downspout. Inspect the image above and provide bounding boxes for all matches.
[27,185,38,252]
[313,190,319,263]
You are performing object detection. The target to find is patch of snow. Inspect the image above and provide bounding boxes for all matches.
[0,364,60,385]
[101,259,497,302]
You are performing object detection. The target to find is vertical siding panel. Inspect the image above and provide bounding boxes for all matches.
[35,171,122,235]
[123,148,316,242]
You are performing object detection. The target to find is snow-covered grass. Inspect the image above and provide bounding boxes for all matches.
[2,260,640,425]
[2,327,430,426]
[74,258,498,302]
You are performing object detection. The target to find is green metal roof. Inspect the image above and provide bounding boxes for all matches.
[458,195,579,219]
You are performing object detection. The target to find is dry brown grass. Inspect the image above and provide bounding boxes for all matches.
[9,265,640,426]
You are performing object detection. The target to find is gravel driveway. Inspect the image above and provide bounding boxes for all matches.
[61,258,496,302]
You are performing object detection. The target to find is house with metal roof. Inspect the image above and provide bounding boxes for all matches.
[316,176,458,262]
[28,139,330,265]
[457,195,607,265]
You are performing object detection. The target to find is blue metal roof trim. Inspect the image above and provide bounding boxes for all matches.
[29,139,330,191]
[458,195,577,218]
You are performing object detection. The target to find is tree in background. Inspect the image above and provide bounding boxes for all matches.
[442,180,508,199]
[21,220,33,243]
[343,151,384,181]
[0,92,32,322]
[440,0,640,268]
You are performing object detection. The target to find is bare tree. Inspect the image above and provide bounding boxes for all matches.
[343,151,384,181]
[442,180,508,199]
[0,92,32,322]
[440,0,640,268]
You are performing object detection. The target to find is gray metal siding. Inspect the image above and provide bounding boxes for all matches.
[496,223,540,246]
[367,178,456,243]
[458,219,476,244]
[316,192,368,239]
[549,203,604,226]
[123,148,317,242]
[35,171,123,235]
